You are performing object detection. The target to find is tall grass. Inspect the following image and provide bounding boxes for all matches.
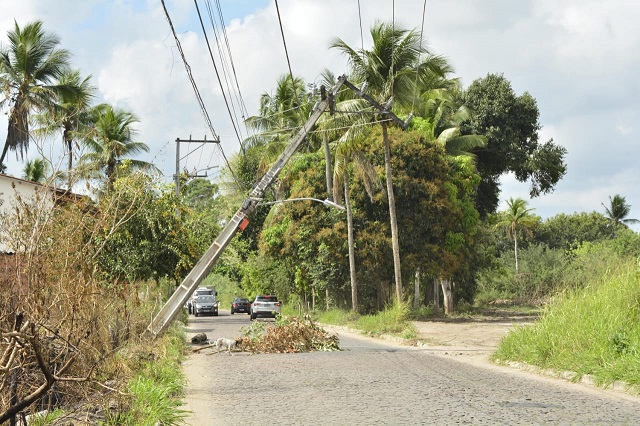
[103,325,188,425]
[493,257,640,391]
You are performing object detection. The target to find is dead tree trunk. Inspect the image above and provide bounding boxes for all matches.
[413,267,421,309]
[441,279,454,315]
[433,278,440,317]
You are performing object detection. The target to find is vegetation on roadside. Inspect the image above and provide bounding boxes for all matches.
[493,248,640,393]
[315,303,418,340]
[102,325,188,425]
[2,16,640,418]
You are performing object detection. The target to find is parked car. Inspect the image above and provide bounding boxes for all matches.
[188,287,215,314]
[231,297,251,315]
[250,295,281,320]
[193,295,219,317]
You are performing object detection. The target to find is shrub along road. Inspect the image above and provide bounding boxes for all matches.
[182,312,639,425]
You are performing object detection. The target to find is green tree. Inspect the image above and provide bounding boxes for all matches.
[33,69,95,177]
[331,21,453,304]
[461,74,567,216]
[245,74,310,147]
[94,170,195,283]
[0,20,73,167]
[77,104,158,189]
[535,212,612,250]
[495,197,539,273]
[22,157,49,182]
[602,194,639,228]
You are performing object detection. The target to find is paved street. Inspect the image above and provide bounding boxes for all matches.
[182,312,640,425]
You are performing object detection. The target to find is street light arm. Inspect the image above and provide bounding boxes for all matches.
[257,197,346,211]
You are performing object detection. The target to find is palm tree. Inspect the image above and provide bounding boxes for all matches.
[602,194,639,228]
[244,74,310,151]
[77,104,158,189]
[495,197,538,273]
[331,21,453,304]
[33,69,96,176]
[418,90,486,158]
[22,157,49,183]
[0,20,72,167]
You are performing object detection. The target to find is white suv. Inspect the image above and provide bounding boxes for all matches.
[250,295,282,320]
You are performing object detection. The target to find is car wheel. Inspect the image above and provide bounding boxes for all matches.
[250,313,256,321]
[231,309,234,315]
[194,312,198,317]
[214,311,218,316]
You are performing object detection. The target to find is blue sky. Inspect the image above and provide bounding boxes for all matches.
[1,0,639,230]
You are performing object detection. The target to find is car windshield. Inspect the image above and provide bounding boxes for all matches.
[257,296,277,302]
[196,295,215,303]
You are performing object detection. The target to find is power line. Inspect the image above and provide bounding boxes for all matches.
[161,0,239,185]
[213,0,251,122]
[412,0,428,114]
[274,0,302,114]
[194,0,246,156]
[357,0,365,61]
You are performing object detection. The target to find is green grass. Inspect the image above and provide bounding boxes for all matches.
[314,303,417,339]
[103,324,189,425]
[493,258,640,393]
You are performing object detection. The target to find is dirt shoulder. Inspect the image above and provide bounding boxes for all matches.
[409,312,535,363]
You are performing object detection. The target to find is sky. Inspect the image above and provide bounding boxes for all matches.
[1,0,639,231]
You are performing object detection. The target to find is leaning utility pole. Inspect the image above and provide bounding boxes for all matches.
[146,75,347,338]
[147,74,410,338]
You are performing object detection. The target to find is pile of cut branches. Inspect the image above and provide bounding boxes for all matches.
[239,316,340,354]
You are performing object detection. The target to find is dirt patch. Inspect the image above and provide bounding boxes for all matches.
[411,315,535,357]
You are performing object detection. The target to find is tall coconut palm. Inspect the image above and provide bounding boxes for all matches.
[602,194,639,228]
[242,74,313,195]
[418,90,486,158]
[33,69,96,176]
[77,104,158,189]
[495,197,538,273]
[244,74,310,151]
[331,21,453,303]
[0,20,72,166]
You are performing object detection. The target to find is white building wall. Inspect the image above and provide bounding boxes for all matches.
[0,174,55,253]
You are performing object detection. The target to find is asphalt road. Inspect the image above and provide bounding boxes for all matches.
[182,311,640,425]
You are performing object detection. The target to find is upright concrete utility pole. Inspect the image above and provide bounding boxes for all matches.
[174,137,220,197]
[146,75,347,338]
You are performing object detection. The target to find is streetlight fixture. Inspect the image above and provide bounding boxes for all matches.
[256,197,346,211]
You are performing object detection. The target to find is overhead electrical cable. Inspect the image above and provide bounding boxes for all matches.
[160,0,239,184]
[390,0,395,102]
[357,0,365,61]
[274,0,302,116]
[411,0,428,114]
[194,0,247,156]
[204,0,246,144]
[213,0,251,123]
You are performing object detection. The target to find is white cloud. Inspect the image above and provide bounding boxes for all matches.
[0,0,638,231]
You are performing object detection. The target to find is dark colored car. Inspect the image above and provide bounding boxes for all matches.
[230,297,251,315]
